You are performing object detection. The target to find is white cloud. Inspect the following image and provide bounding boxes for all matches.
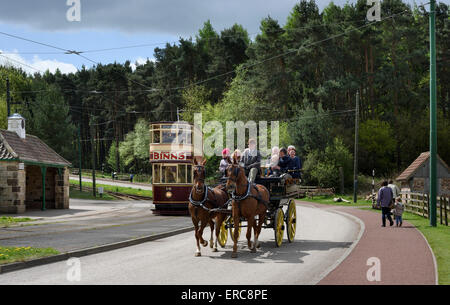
[0,50,77,74]
[130,56,152,71]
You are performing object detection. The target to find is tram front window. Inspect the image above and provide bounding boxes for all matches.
[162,165,177,183]
[162,130,176,144]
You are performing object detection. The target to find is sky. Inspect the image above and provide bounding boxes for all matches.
[0,0,439,75]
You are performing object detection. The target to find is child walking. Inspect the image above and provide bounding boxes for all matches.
[393,198,405,227]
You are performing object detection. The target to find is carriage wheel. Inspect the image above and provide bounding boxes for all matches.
[218,221,228,248]
[229,217,241,243]
[274,208,285,247]
[286,199,297,243]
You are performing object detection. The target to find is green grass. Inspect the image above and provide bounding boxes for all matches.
[69,180,153,198]
[300,195,372,206]
[0,246,59,265]
[0,216,35,228]
[69,186,116,200]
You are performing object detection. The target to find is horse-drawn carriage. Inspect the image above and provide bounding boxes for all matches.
[216,174,299,249]
[189,157,301,258]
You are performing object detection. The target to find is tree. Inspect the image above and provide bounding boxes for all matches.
[26,86,76,161]
[359,119,396,175]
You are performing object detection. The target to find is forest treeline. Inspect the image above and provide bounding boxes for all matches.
[0,0,449,188]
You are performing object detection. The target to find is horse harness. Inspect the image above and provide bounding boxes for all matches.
[230,179,270,216]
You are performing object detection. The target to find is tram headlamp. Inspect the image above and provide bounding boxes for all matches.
[165,191,173,199]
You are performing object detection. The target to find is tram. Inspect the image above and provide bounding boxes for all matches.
[150,121,197,215]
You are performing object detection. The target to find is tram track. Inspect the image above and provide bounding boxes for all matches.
[71,185,152,201]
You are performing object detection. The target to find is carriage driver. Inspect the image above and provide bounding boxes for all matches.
[242,138,261,183]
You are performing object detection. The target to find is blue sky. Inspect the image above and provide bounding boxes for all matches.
[0,0,436,74]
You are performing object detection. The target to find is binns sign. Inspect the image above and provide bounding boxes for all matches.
[150,151,191,161]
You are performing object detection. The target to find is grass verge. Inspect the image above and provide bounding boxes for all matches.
[0,216,35,228]
[69,186,116,200]
[69,180,153,198]
[0,246,59,265]
[300,195,372,206]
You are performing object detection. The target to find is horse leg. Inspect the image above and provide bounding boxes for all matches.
[255,212,265,249]
[209,219,214,249]
[247,216,256,253]
[192,218,201,257]
[213,216,222,252]
[198,219,208,248]
[231,209,240,258]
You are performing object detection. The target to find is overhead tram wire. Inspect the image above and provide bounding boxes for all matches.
[2,16,377,56]
[1,10,410,95]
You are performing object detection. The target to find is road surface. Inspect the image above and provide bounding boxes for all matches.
[0,199,192,252]
[70,176,152,191]
[0,205,362,284]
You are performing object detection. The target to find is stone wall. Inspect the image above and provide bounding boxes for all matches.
[0,161,26,213]
[55,167,69,209]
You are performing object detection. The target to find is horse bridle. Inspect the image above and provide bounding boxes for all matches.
[193,165,206,182]
[227,165,241,183]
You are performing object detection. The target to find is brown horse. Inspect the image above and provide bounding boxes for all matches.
[188,158,229,256]
[226,156,269,258]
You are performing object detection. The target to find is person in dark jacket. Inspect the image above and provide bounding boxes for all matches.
[288,148,302,178]
[242,139,261,183]
[278,148,292,174]
[377,180,394,227]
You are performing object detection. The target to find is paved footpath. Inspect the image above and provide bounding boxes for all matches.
[297,201,437,285]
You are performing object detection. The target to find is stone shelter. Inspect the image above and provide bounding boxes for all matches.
[0,114,71,213]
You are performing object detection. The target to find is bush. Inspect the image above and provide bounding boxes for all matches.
[303,137,353,189]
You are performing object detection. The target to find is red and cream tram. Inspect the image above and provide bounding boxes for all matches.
[150,122,198,215]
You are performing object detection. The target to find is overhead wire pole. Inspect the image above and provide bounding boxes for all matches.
[429,0,437,227]
[6,77,10,117]
[353,90,359,203]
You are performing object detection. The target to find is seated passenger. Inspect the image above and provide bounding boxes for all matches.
[268,146,280,177]
[219,148,231,177]
[278,148,293,174]
[242,139,261,183]
[231,149,243,167]
[288,148,302,179]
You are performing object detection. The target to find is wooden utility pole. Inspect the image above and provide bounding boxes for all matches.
[90,116,97,197]
[353,91,359,203]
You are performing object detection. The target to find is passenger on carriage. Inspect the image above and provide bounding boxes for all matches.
[268,146,280,177]
[231,149,243,166]
[219,148,231,177]
[288,147,302,179]
[278,147,293,174]
[242,138,261,183]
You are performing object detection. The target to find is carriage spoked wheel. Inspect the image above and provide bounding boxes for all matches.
[218,221,228,248]
[274,208,285,247]
[229,217,241,243]
[285,199,297,243]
